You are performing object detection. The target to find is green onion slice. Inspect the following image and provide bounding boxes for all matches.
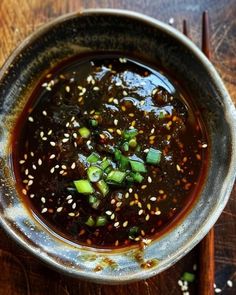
[87,166,103,182]
[78,127,90,138]
[96,216,107,226]
[181,272,195,283]
[123,128,138,140]
[87,152,100,163]
[96,180,109,196]
[85,216,95,227]
[146,148,162,165]
[130,160,147,173]
[106,170,126,184]
[74,179,94,195]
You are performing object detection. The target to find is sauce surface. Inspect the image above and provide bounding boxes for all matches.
[12,54,208,248]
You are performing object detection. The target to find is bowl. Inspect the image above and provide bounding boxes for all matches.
[0,9,236,284]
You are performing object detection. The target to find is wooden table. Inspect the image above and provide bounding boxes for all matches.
[0,1,235,294]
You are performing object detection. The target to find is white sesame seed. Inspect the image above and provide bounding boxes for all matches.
[93,86,99,91]
[25,169,29,175]
[42,137,47,141]
[202,143,208,148]
[64,133,70,138]
[71,116,75,122]
[55,165,59,169]
[151,128,155,134]
[123,221,128,227]
[42,110,47,116]
[125,192,129,198]
[73,133,78,138]
[150,197,156,201]
[50,141,56,146]
[138,209,144,215]
[48,129,52,135]
[110,213,115,220]
[145,214,150,221]
[113,98,119,105]
[24,154,28,160]
[128,188,133,193]
[41,197,46,203]
[41,208,47,213]
[66,195,72,200]
[32,164,37,170]
[144,149,149,153]
[57,207,63,212]
[72,203,76,209]
[114,222,120,227]
[28,175,34,179]
[227,280,233,287]
[50,167,55,173]
[30,152,34,157]
[215,288,222,293]
[61,165,67,170]
[68,212,75,217]
[66,122,70,127]
[105,211,112,216]
[22,189,27,195]
[193,264,197,271]
[30,194,35,198]
[59,170,65,175]
[28,116,34,122]
[123,90,128,96]
[62,138,69,143]
[176,164,181,171]
[114,119,118,126]
[178,280,183,287]
[148,176,152,183]
[28,180,33,186]
[19,160,25,164]
[38,159,42,166]
[71,162,76,169]
[65,86,70,92]
[49,154,56,159]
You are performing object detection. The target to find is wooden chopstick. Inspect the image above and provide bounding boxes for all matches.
[182,11,215,295]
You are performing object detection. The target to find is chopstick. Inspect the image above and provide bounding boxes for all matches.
[182,11,215,295]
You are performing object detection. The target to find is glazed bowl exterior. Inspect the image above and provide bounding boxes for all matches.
[0,9,236,284]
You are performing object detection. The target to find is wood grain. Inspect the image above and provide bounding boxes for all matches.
[0,0,236,294]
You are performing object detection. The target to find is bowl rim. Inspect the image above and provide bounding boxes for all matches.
[0,8,236,283]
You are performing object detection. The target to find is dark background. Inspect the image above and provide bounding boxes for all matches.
[0,0,235,294]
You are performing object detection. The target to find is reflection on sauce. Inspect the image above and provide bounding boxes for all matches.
[11,54,208,248]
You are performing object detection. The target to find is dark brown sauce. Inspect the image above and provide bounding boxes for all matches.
[11,53,208,248]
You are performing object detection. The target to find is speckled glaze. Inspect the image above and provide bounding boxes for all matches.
[0,9,236,284]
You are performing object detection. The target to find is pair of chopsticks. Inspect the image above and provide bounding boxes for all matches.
[183,11,214,295]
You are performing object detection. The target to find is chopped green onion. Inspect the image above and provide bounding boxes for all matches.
[114,149,122,161]
[88,195,97,204]
[130,160,147,173]
[104,166,113,174]
[129,138,137,148]
[106,170,126,184]
[146,148,162,165]
[122,142,129,152]
[96,180,109,196]
[89,119,98,127]
[100,158,111,171]
[123,128,138,140]
[181,272,195,283]
[87,166,103,182]
[74,179,94,195]
[158,111,165,119]
[88,195,100,209]
[131,172,144,183]
[129,226,140,238]
[119,155,129,171]
[96,216,107,227]
[78,127,90,138]
[85,216,95,227]
[87,152,100,163]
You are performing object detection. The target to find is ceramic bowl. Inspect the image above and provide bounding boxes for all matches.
[0,9,236,284]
